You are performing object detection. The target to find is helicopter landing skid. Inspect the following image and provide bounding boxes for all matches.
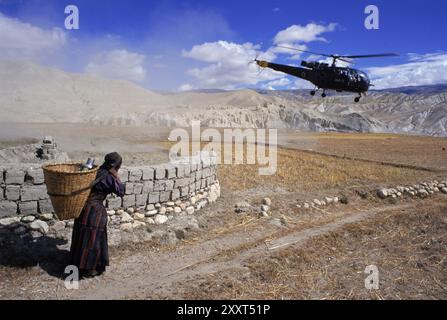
[310,89,363,102]
[310,88,328,98]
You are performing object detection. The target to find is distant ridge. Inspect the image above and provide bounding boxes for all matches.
[374,83,447,95]
[184,89,229,94]
[257,83,447,96]
[1,60,446,137]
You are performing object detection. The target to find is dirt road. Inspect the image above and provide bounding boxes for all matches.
[2,197,443,300]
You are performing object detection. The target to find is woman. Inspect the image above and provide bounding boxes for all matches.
[70,152,125,278]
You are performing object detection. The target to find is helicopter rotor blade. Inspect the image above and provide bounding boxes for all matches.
[335,57,353,64]
[275,45,353,65]
[274,45,399,60]
[273,45,332,58]
[339,53,399,59]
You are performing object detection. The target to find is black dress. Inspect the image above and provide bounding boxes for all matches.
[70,169,125,274]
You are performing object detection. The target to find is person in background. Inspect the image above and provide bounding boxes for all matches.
[70,152,125,278]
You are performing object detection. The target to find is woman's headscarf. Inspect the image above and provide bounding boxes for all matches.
[101,152,122,171]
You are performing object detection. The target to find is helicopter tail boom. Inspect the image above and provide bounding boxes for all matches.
[255,60,312,81]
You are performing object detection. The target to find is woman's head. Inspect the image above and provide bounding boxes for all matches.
[102,152,122,171]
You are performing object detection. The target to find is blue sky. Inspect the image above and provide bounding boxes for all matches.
[0,0,446,90]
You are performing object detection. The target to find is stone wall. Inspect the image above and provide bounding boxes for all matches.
[0,152,220,245]
[108,155,219,212]
[0,153,219,219]
[0,165,48,218]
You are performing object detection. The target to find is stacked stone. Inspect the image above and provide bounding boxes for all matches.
[295,179,447,210]
[106,156,218,211]
[296,196,340,210]
[0,212,67,239]
[377,180,447,199]
[0,165,51,219]
[105,181,221,233]
[260,197,271,217]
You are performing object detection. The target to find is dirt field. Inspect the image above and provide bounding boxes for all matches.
[2,123,446,169]
[176,200,447,300]
[0,125,446,300]
[279,131,447,171]
[0,137,38,150]
[217,146,436,193]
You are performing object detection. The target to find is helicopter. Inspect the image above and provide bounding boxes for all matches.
[254,46,399,102]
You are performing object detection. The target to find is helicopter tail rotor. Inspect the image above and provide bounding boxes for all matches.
[248,52,262,65]
[249,53,270,76]
[255,60,269,68]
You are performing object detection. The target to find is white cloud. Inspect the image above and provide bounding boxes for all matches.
[183,41,275,64]
[367,52,447,89]
[178,83,195,92]
[85,49,147,83]
[262,77,291,90]
[0,12,67,58]
[0,13,148,84]
[268,43,308,60]
[181,40,283,89]
[274,23,337,44]
[269,23,337,62]
[307,54,323,60]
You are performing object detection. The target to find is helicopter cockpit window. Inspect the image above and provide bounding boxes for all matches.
[358,71,369,80]
[345,69,354,81]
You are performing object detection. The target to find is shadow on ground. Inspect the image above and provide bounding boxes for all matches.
[0,228,70,279]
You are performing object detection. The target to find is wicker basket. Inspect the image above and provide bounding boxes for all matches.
[43,163,99,220]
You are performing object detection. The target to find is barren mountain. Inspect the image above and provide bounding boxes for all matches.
[1,60,446,136]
